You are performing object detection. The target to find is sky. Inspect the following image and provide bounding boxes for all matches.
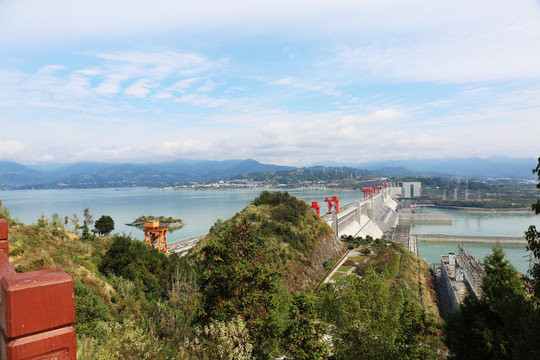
[1,0,540,166]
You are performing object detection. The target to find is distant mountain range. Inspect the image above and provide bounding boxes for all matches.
[0,159,294,189]
[0,156,536,189]
[315,156,538,180]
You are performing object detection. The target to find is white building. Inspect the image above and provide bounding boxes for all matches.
[401,182,422,198]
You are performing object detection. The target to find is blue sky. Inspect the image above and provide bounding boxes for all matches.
[1,0,540,166]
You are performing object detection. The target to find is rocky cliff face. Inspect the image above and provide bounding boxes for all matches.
[283,233,345,292]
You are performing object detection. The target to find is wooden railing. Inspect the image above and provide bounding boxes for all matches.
[0,218,76,359]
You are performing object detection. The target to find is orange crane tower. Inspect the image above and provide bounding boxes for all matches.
[143,221,168,252]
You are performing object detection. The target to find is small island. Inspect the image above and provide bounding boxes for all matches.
[126,215,185,230]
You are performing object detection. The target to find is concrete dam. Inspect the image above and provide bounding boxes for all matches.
[322,186,399,240]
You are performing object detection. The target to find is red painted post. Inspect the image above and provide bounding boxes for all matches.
[0,218,77,359]
[0,219,8,257]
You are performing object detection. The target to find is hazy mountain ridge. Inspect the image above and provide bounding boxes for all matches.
[0,159,294,189]
[0,157,536,189]
[0,161,47,186]
[316,156,537,179]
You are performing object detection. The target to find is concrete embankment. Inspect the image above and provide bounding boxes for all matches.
[167,233,208,255]
[415,205,532,214]
[414,234,526,244]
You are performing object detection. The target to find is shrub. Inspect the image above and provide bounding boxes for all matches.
[74,279,108,338]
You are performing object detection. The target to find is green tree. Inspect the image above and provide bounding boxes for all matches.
[74,279,108,338]
[94,215,114,235]
[0,199,11,220]
[81,207,94,240]
[71,211,80,233]
[83,207,94,227]
[284,293,329,360]
[200,221,283,359]
[482,244,524,303]
[526,157,540,301]
[319,271,403,359]
[99,235,176,302]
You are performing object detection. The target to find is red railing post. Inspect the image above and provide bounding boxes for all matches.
[0,219,77,359]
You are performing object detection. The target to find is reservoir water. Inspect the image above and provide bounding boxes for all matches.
[1,188,538,274]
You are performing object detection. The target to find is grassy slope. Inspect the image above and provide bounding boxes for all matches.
[8,222,116,303]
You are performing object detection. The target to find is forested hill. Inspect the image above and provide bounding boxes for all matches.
[189,190,345,292]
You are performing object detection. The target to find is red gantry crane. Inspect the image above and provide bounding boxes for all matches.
[143,221,168,252]
[311,201,321,216]
[324,196,340,214]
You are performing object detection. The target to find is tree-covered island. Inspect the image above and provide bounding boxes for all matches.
[126,215,185,229]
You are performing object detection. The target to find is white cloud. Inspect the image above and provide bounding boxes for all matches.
[95,80,121,96]
[3,0,536,44]
[0,140,26,159]
[75,68,103,77]
[271,77,341,97]
[124,79,157,98]
[196,80,216,93]
[169,78,201,93]
[0,50,224,113]
[158,140,211,157]
[38,65,65,74]
[341,109,405,126]
[335,11,540,83]
[95,51,222,79]
[174,94,229,108]
[152,92,173,101]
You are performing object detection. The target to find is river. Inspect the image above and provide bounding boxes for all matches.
[0,188,538,274]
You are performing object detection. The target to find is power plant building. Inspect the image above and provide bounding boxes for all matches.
[401,182,422,198]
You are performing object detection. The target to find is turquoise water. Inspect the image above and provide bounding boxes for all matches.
[412,208,539,274]
[1,188,537,273]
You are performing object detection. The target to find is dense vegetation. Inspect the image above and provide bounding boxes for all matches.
[319,271,441,359]
[444,244,540,359]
